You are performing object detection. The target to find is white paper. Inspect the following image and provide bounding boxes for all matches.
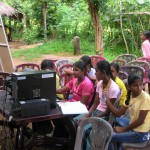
[57,101,88,115]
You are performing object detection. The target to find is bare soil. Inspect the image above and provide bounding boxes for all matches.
[9,41,83,66]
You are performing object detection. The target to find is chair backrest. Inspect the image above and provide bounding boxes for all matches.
[118,71,128,81]
[90,55,105,68]
[57,63,73,77]
[117,54,137,63]
[108,100,120,126]
[59,73,74,87]
[0,72,10,90]
[59,73,74,99]
[128,60,150,80]
[120,65,145,80]
[15,63,40,72]
[55,59,74,72]
[111,59,127,68]
[74,117,113,150]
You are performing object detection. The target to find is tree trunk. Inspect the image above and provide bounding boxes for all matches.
[73,36,80,55]
[25,14,30,28]
[43,1,47,41]
[86,0,104,56]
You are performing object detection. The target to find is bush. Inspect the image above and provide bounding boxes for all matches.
[22,26,39,45]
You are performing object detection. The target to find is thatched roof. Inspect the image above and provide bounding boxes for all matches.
[0,2,16,16]
[0,2,23,20]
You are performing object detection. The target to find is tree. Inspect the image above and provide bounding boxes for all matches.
[86,0,104,55]
[62,0,108,55]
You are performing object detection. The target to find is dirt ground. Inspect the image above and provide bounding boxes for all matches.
[9,41,83,66]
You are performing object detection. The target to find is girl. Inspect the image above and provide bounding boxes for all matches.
[107,74,150,150]
[56,60,94,109]
[75,60,120,123]
[110,62,127,106]
[141,31,150,58]
[80,55,96,83]
[65,55,96,83]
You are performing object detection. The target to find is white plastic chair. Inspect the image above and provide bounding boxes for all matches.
[74,117,113,150]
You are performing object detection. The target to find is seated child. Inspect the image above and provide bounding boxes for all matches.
[107,74,150,150]
[110,62,127,106]
[56,60,94,109]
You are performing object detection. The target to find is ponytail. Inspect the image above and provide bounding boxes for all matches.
[125,90,131,106]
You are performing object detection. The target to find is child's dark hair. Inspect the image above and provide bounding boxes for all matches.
[80,55,93,68]
[125,74,142,105]
[96,60,113,80]
[110,62,120,72]
[143,31,150,42]
[41,59,54,70]
[73,60,86,73]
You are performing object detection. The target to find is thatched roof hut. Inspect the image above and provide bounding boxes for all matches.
[0,2,16,16]
[0,2,23,20]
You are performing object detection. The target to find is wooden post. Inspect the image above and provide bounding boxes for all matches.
[73,36,80,55]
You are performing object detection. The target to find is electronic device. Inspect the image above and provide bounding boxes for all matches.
[14,99,50,117]
[11,70,56,109]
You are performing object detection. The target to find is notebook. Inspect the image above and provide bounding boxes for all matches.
[57,101,88,115]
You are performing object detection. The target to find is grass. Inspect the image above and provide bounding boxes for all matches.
[11,38,141,61]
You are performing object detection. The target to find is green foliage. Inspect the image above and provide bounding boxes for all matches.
[11,37,133,61]
[11,38,95,60]
[2,0,150,55]
[22,26,39,45]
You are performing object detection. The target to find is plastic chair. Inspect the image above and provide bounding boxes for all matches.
[15,63,40,72]
[74,117,113,150]
[108,99,121,126]
[59,73,74,99]
[118,71,128,81]
[121,131,150,150]
[111,59,127,68]
[117,54,137,63]
[90,55,105,68]
[57,63,73,77]
[0,72,10,90]
[55,59,74,72]
[128,60,150,93]
[120,65,145,80]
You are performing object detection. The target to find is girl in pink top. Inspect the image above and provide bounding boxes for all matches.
[141,31,150,58]
[56,61,94,109]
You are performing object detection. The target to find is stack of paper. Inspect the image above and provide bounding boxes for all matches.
[57,101,88,115]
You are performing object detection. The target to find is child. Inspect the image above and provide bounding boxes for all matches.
[41,59,63,100]
[56,60,94,109]
[110,62,127,106]
[141,31,150,58]
[74,60,120,124]
[106,74,150,150]
[65,55,96,83]
[80,55,96,82]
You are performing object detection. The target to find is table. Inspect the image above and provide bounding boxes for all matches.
[0,91,76,150]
